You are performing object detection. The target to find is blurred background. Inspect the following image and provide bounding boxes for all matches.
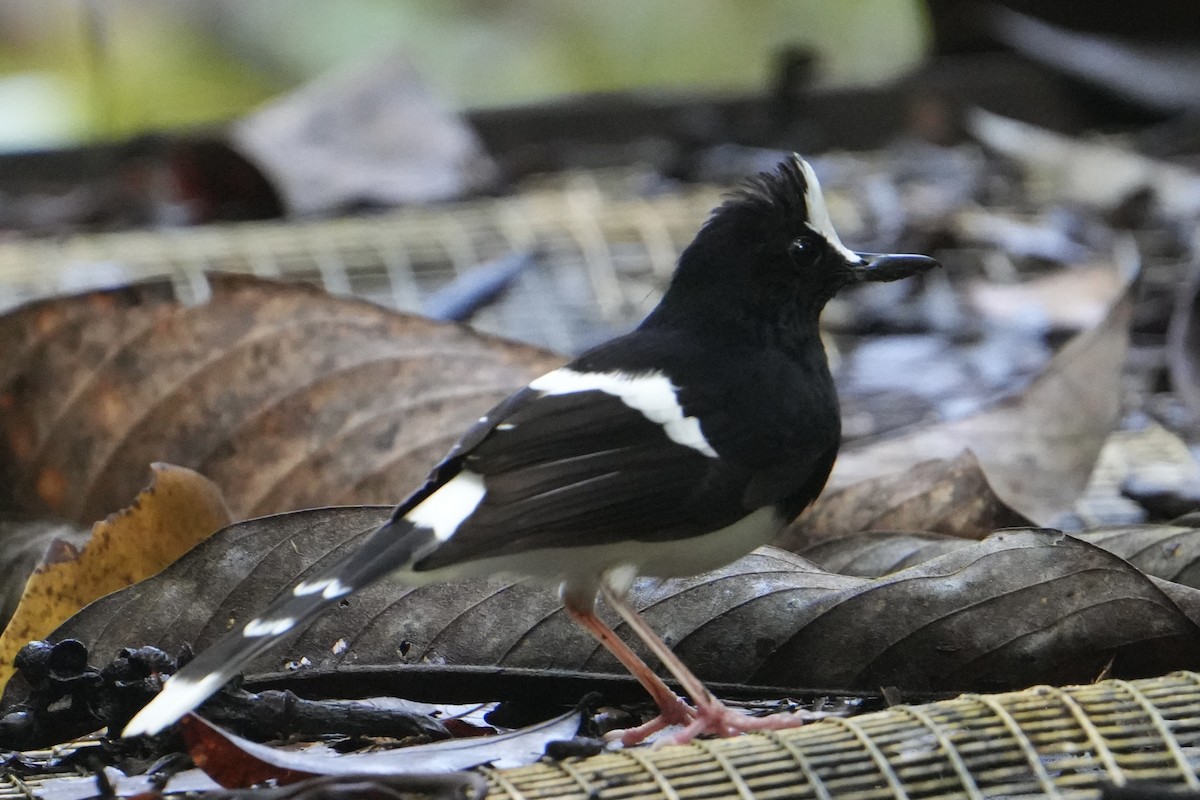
[10,3,1200,775]
[3,0,1200,528]
[0,0,941,345]
[0,0,929,147]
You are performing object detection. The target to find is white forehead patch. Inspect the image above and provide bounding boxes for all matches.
[796,158,864,265]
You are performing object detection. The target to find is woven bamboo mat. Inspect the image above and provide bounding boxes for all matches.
[485,672,1200,800]
[6,673,1198,799]
[0,171,720,355]
[0,739,101,800]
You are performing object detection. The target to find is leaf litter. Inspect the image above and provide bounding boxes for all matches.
[10,510,1198,717]
[825,247,1137,527]
[0,275,561,524]
[0,464,230,692]
[0,110,1199,790]
[180,706,580,783]
[0,249,1173,771]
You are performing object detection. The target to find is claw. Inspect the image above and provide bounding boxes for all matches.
[608,700,824,747]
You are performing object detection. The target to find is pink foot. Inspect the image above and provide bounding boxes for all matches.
[604,694,698,747]
[608,699,825,747]
[670,703,823,744]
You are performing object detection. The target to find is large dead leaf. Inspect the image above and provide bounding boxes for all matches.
[804,527,1200,659]
[12,509,1200,708]
[0,274,561,524]
[828,260,1135,525]
[796,530,967,577]
[1074,525,1200,589]
[778,450,1030,551]
[2,507,852,704]
[0,464,230,691]
[746,530,1200,691]
[802,525,1200,590]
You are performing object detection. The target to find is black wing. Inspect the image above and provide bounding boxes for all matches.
[414,381,820,571]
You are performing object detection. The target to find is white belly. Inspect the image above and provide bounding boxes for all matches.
[394,505,786,605]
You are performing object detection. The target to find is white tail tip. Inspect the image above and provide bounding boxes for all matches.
[122,672,227,737]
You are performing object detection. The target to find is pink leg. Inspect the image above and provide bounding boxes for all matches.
[600,586,819,744]
[563,599,696,744]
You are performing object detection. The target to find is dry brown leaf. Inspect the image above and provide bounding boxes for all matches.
[801,525,1200,591]
[777,449,1030,551]
[798,526,1200,642]
[20,508,1200,703]
[1075,525,1200,589]
[796,530,965,577]
[967,263,1124,331]
[0,274,562,523]
[828,260,1134,525]
[0,463,231,691]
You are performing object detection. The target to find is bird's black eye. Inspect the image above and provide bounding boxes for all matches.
[788,237,816,262]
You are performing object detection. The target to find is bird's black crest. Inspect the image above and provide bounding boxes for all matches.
[706,155,811,234]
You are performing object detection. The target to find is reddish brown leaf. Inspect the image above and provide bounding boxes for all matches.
[0,275,561,523]
[182,713,318,788]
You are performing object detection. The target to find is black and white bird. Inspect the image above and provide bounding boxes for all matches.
[123,155,937,744]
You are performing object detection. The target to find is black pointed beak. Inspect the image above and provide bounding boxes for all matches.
[848,252,940,283]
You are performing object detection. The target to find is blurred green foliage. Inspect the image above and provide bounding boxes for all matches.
[0,0,928,151]
[0,2,278,148]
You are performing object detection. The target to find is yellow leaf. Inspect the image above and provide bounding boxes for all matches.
[0,463,231,691]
